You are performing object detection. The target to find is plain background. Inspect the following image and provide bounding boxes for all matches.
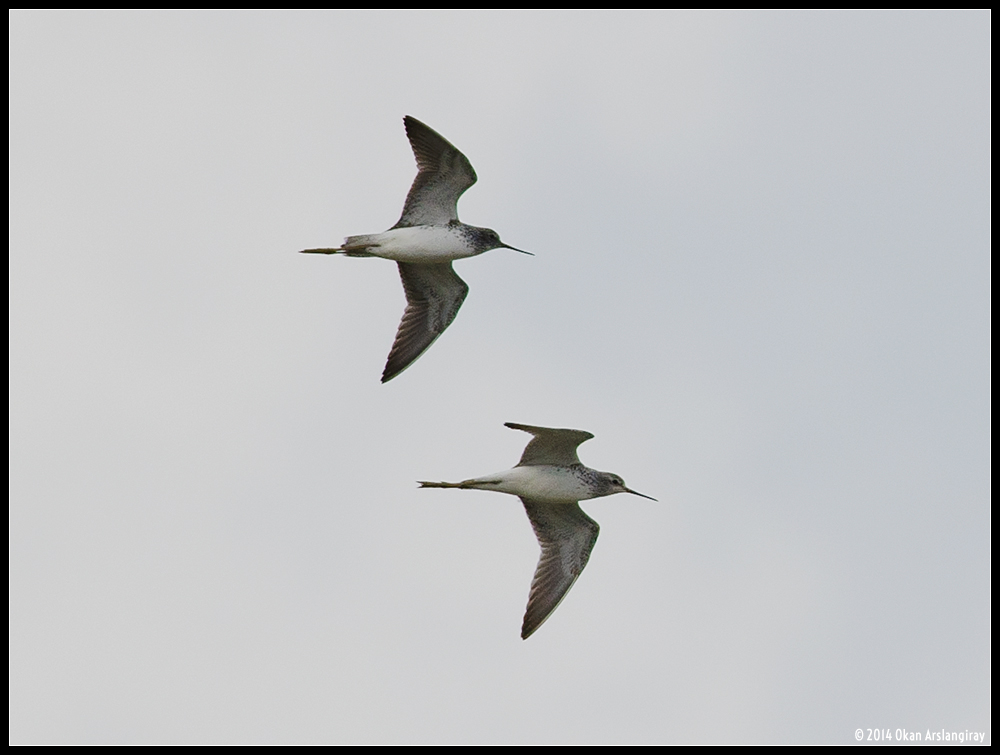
[9,10,990,745]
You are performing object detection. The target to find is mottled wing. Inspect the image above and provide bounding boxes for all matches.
[504,423,595,467]
[393,116,478,228]
[382,262,469,383]
[520,499,600,640]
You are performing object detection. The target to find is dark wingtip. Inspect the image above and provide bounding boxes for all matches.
[381,351,402,383]
[521,610,547,640]
[403,115,430,138]
[381,359,409,384]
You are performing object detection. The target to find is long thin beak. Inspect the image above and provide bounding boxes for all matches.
[626,488,657,501]
[502,244,534,256]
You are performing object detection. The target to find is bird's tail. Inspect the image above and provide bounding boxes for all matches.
[300,234,380,257]
[337,234,381,257]
[418,478,503,490]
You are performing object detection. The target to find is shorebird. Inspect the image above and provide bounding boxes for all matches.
[302,116,530,383]
[419,423,655,639]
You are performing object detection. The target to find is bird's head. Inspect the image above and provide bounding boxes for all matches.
[466,226,532,256]
[597,472,657,501]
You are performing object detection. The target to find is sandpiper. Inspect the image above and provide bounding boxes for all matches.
[302,116,529,383]
[419,422,655,639]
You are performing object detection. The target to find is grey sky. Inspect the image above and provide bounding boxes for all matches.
[9,10,990,745]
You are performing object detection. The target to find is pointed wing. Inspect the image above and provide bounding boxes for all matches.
[382,262,469,383]
[393,116,478,228]
[504,423,595,467]
[520,499,600,639]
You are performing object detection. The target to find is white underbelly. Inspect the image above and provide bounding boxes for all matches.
[361,226,478,263]
[472,466,594,504]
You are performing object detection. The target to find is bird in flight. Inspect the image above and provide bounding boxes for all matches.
[302,116,530,383]
[419,422,655,639]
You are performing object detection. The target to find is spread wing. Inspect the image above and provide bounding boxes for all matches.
[393,116,478,229]
[504,423,595,466]
[520,499,600,639]
[382,262,469,383]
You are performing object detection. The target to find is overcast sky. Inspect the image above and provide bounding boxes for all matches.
[9,10,990,745]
